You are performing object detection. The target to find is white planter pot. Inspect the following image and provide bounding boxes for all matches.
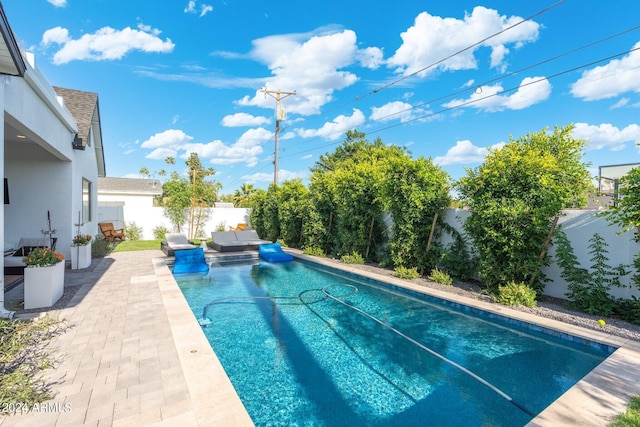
[71,242,92,270]
[24,261,65,309]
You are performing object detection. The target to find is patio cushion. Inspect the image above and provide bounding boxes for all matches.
[172,248,209,274]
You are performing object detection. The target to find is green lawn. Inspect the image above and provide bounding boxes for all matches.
[111,239,209,252]
[111,240,162,252]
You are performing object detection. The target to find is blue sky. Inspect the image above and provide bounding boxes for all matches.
[5,0,640,193]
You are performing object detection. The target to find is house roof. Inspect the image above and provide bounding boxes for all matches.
[0,3,25,77]
[53,86,107,177]
[98,177,163,195]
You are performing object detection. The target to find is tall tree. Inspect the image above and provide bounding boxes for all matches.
[456,124,591,293]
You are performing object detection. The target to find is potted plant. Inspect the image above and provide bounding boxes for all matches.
[71,233,92,270]
[22,248,65,309]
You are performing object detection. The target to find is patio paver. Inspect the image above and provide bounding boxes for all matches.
[0,250,252,427]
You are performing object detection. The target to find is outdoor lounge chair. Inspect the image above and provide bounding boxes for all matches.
[99,222,125,242]
[229,223,248,231]
[210,230,271,252]
[161,233,199,256]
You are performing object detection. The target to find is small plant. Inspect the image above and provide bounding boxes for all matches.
[493,281,538,308]
[22,248,64,267]
[303,246,325,257]
[341,251,364,264]
[554,228,629,316]
[124,222,143,241]
[72,234,92,246]
[394,266,420,280]
[611,395,640,426]
[152,225,171,240]
[0,316,65,406]
[214,221,227,232]
[428,267,453,285]
[91,237,113,258]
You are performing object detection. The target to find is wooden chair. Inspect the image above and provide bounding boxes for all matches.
[229,223,248,231]
[99,222,126,242]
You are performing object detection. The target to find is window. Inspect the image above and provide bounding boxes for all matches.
[82,178,92,222]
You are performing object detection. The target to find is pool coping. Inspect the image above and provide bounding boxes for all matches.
[160,250,640,426]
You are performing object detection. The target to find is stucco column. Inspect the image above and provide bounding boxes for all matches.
[0,76,15,318]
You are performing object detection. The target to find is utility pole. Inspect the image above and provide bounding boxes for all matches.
[261,87,296,185]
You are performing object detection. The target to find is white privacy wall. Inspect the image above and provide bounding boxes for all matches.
[97,196,250,240]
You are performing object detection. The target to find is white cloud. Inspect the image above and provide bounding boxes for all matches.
[236,29,383,115]
[141,128,271,167]
[571,41,640,101]
[370,101,430,123]
[296,109,365,141]
[434,140,490,165]
[443,76,551,112]
[234,127,273,148]
[611,98,629,110]
[185,1,213,16]
[302,154,313,159]
[141,129,193,149]
[572,122,640,151]
[47,0,67,6]
[221,113,270,127]
[387,6,539,77]
[41,24,174,64]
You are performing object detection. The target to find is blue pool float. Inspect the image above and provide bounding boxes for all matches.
[259,243,294,262]
[173,248,209,274]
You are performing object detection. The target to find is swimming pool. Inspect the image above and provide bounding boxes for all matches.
[174,257,613,426]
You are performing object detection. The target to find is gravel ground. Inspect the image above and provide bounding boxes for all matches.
[324,258,640,343]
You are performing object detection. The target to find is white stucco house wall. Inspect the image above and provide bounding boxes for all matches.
[0,4,105,317]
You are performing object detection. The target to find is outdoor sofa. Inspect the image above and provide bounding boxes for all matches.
[160,233,199,256]
[210,230,272,252]
[4,237,50,274]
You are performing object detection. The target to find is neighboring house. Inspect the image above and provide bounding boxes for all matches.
[1,4,105,316]
[97,177,162,239]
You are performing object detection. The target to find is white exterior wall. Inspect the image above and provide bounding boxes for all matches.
[2,56,100,261]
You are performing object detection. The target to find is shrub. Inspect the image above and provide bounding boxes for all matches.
[341,251,364,265]
[214,221,226,232]
[555,228,629,316]
[493,281,538,307]
[303,246,325,257]
[152,225,171,240]
[0,316,65,405]
[615,296,640,325]
[394,266,420,280]
[91,237,113,258]
[428,267,453,285]
[124,222,143,241]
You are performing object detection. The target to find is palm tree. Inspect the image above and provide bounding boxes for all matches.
[233,183,257,207]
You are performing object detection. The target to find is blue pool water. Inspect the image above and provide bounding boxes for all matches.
[174,259,612,426]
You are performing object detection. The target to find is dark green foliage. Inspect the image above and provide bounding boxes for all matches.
[381,156,451,273]
[616,296,640,325]
[600,166,640,239]
[249,189,267,239]
[457,125,591,294]
[555,227,629,316]
[262,184,281,243]
[278,180,311,248]
[438,225,478,281]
